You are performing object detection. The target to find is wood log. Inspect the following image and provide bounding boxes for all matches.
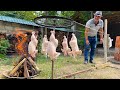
[26,60,36,76]
[24,60,29,78]
[27,57,39,72]
[56,68,93,79]
[7,55,39,78]
[13,71,19,77]
[8,58,26,76]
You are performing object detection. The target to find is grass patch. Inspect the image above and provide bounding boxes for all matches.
[0,53,112,79]
[35,54,94,79]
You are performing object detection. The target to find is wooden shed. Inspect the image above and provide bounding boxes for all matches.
[0,16,40,54]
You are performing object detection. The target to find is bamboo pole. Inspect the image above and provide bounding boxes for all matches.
[9,58,26,76]
[104,19,108,62]
[24,60,30,78]
[56,68,93,79]
[27,57,39,72]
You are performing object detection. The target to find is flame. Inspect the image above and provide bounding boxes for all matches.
[15,30,27,55]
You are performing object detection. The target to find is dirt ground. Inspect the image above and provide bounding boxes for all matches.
[64,56,120,79]
[1,55,120,79]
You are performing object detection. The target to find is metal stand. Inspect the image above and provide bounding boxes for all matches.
[34,16,75,79]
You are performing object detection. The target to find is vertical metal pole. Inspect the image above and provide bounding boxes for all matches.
[51,19,56,79]
[104,19,108,62]
[51,60,54,79]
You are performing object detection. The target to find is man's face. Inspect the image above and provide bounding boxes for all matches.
[94,15,101,22]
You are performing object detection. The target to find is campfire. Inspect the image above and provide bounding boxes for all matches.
[5,29,40,79]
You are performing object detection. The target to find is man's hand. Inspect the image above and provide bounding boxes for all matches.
[100,38,103,44]
[86,39,90,45]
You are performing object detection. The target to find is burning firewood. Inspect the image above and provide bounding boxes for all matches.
[8,58,26,77]
[24,60,29,78]
[8,56,39,78]
[6,30,40,79]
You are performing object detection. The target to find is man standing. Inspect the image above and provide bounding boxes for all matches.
[84,11,104,64]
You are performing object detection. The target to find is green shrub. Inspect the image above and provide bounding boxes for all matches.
[0,38,11,55]
[79,30,84,48]
[76,26,85,49]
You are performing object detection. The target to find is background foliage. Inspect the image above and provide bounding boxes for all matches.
[0,38,11,55]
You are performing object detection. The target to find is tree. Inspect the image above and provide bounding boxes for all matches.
[0,11,37,21]
[16,11,37,21]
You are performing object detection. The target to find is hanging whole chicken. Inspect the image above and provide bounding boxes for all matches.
[28,31,38,59]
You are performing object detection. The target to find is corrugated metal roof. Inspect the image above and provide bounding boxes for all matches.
[0,16,81,33]
[0,16,39,26]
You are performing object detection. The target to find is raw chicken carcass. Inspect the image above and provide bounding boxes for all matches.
[68,33,82,58]
[47,41,60,61]
[61,35,71,56]
[49,30,58,49]
[28,31,38,58]
[41,35,48,56]
[31,31,38,47]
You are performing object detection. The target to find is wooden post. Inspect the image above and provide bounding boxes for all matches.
[104,19,108,62]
